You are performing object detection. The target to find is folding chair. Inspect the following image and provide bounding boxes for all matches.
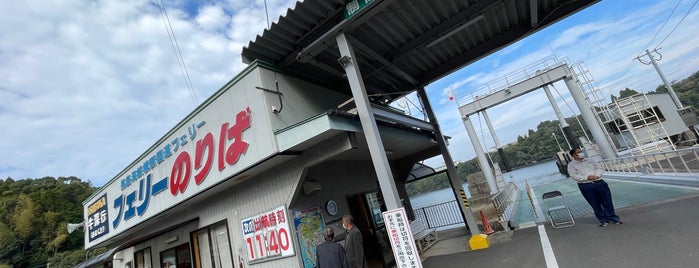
[541,191,575,228]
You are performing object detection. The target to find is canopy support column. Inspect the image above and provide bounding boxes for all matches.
[416,88,480,234]
[335,31,401,210]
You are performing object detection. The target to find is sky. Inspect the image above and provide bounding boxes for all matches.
[0,0,697,186]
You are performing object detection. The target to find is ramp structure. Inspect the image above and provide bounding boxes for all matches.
[455,56,617,193]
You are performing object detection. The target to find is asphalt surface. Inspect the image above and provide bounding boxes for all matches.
[423,193,699,268]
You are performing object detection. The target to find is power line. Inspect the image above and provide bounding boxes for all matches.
[155,0,198,106]
[612,0,693,94]
[642,0,681,50]
[654,0,699,49]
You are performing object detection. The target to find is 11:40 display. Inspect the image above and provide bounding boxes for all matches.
[245,228,291,260]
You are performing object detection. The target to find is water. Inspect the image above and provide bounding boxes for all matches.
[409,159,566,209]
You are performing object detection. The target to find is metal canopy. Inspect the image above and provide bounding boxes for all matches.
[242,0,599,104]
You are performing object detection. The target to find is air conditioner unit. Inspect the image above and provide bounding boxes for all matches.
[303,180,322,196]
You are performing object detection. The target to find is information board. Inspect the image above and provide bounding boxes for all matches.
[292,207,326,268]
[381,207,423,268]
[241,205,295,263]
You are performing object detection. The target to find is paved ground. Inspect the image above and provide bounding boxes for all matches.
[512,177,699,227]
[422,192,699,268]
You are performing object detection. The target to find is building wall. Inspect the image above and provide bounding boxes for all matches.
[612,94,687,148]
[258,67,351,132]
[198,133,356,268]
[109,133,357,268]
[87,61,426,267]
[648,94,687,135]
[295,160,381,229]
[83,62,354,249]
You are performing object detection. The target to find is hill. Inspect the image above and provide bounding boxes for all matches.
[0,177,99,267]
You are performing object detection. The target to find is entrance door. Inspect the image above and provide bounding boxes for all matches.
[347,192,393,268]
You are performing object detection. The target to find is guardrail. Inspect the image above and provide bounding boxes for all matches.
[413,183,521,230]
[412,200,463,229]
[491,182,519,224]
[600,147,699,176]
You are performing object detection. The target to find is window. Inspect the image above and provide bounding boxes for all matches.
[366,192,384,227]
[627,106,665,128]
[135,248,152,268]
[611,106,666,132]
[191,221,233,268]
[160,243,191,268]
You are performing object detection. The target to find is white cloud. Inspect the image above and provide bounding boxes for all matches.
[1,0,697,185]
[196,5,228,31]
[0,0,298,185]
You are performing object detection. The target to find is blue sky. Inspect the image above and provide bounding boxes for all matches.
[0,0,697,186]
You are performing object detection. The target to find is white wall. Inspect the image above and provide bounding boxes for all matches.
[258,68,351,132]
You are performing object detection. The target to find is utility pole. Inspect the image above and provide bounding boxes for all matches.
[636,48,684,109]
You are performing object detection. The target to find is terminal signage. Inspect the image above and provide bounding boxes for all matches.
[84,71,279,249]
[86,194,110,242]
[344,0,374,19]
[382,207,422,268]
[241,206,295,264]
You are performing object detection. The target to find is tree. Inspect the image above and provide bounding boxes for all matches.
[611,88,640,102]
[0,177,96,267]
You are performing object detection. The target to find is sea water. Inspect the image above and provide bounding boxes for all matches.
[409,159,567,208]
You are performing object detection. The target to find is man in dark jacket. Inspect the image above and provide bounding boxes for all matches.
[342,214,368,268]
[316,227,350,268]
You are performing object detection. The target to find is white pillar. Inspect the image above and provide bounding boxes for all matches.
[336,32,401,210]
[481,110,501,148]
[482,110,511,172]
[462,114,499,194]
[543,85,568,128]
[564,74,616,159]
[544,84,575,150]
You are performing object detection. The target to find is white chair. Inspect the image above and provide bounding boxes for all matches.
[542,191,575,228]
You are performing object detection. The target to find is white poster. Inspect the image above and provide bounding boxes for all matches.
[382,207,423,268]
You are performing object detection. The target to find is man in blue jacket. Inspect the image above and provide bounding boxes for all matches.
[316,227,350,268]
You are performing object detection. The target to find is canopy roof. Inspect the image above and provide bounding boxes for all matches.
[242,0,599,104]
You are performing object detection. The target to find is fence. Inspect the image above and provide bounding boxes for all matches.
[412,183,521,229]
[490,182,519,224]
[412,200,464,229]
[600,147,699,176]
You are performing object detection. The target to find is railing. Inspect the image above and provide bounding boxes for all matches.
[412,200,464,229]
[491,182,519,224]
[455,55,566,105]
[601,147,699,177]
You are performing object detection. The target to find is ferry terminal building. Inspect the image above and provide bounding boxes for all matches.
[77,0,598,267]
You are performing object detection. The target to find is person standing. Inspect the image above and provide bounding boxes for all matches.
[567,148,622,227]
[316,227,350,268]
[342,214,368,268]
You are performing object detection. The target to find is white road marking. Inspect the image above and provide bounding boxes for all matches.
[538,224,559,268]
